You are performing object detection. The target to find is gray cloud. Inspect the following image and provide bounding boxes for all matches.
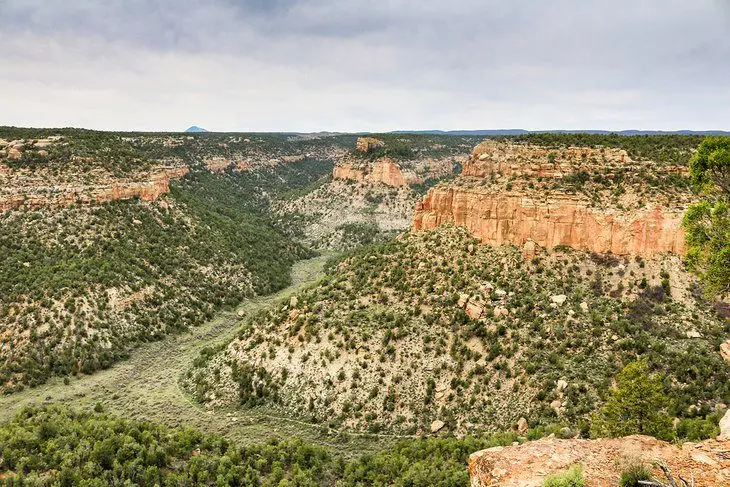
[0,0,728,131]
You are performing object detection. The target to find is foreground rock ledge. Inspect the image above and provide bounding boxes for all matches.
[468,435,730,486]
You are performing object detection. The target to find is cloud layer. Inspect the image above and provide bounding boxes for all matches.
[1,0,728,131]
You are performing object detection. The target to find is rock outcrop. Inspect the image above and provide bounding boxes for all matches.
[333,157,455,187]
[413,140,692,256]
[414,187,686,255]
[469,436,730,486]
[464,140,635,178]
[0,166,189,212]
[355,137,385,153]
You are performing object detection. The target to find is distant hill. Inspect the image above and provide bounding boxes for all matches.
[185,126,209,133]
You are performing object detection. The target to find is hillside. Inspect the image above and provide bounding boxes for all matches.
[0,128,345,393]
[186,225,730,435]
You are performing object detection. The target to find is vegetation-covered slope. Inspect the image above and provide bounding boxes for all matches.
[188,225,730,436]
[0,405,514,486]
[0,127,340,393]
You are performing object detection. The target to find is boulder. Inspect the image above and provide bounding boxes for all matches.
[551,295,567,306]
[719,410,730,440]
[517,417,529,435]
[556,379,568,391]
[721,340,730,363]
[466,302,484,320]
[290,296,298,308]
[430,420,446,433]
[686,330,702,339]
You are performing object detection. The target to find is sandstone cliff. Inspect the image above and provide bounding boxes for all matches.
[413,140,693,256]
[0,165,189,212]
[469,435,730,486]
[464,139,634,178]
[414,187,686,255]
[333,156,456,187]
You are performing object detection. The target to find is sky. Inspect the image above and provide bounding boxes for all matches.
[1,0,729,132]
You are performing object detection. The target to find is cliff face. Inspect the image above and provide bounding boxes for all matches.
[469,435,730,486]
[333,157,455,187]
[413,140,692,256]
[414,187,686,255]
[0,166,189,212]
[333,157,411,186]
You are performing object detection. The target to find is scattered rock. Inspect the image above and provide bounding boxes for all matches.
[517,417,529,435]
[430,420,446,433]
[721,340,730,363]
[719,410,730,440]
[468,243,475,254]
[466,302,484,320]
[556,379,568,391]
[458,293,469,308]
[580,301,589,313]
[550,295,567,306]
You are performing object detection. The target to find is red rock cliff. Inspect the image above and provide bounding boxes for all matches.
[0,166,189,212]
[413,140,692,256]
[413,186,685,255]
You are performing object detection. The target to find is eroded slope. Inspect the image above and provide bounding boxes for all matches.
[187,225,729,435]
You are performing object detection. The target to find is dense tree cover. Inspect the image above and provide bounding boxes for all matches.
[0,159,335,392]
[0,406,514,486]
[683,136,730,296]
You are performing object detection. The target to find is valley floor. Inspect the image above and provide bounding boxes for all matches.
[0,255,400,457]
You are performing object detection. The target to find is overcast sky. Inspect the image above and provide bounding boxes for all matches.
[1,0,729,132]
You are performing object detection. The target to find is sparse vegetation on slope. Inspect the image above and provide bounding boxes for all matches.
[187,225,730,436]
[0,144,340,392]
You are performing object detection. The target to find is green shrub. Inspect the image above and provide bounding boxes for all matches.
[542,464,585,487]
[619,463,652,487]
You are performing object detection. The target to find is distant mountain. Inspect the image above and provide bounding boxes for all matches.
[390,129,730,136]
[185,126,209,133]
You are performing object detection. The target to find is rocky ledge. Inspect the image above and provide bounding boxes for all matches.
[413,187,686,255]
[469,435,730,486]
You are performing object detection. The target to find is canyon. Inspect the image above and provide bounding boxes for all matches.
[332,136,462,187]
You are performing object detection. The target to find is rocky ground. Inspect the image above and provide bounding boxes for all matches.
[469,434,730,486]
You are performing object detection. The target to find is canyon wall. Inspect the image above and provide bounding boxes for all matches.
[0,166,189,212]
[413,140,691,256]
[333,157,455,187]
[413,187,685,255]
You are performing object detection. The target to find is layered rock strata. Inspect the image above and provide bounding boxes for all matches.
[414,187,685,255]
[414,140,691,256]
[333,157,454,187]
[0,166,189,212]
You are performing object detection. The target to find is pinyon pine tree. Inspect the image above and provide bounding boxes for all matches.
[591,360,673,441]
